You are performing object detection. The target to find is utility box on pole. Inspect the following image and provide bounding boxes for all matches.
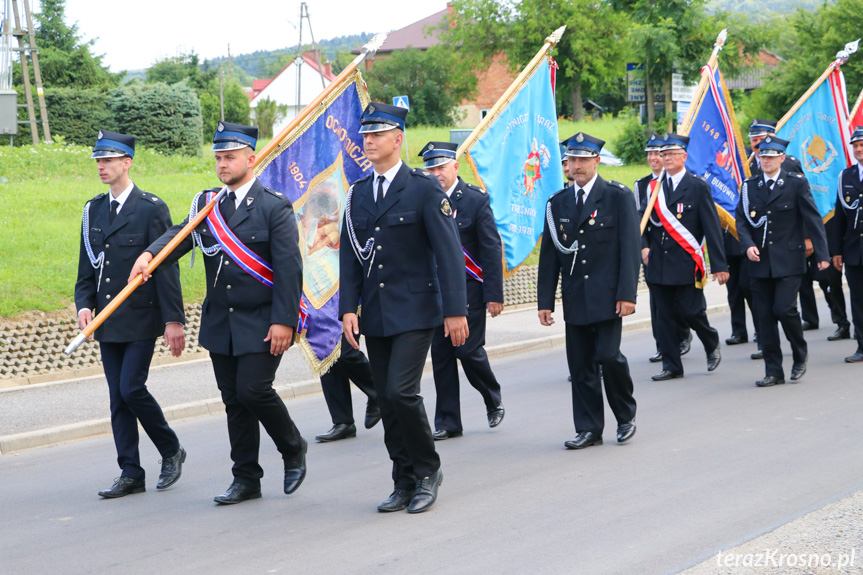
[0,89,17,134]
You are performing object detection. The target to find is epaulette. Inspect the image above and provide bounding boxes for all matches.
[88,192,106,202]
[693,174,709,184]
[791,172,804,178]
[465,182,486,194]
[139,191,163,204]
[547,187,568,202]
[411,167,435,180]
[354,173,372,184]
[263,187,286,199]
[609,180,628,190]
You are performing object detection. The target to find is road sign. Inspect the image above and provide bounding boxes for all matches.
[393,95,410,110]
[626,64,665,103]
[672,73,698,102]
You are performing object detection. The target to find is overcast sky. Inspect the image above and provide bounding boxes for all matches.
[55,0,450,72]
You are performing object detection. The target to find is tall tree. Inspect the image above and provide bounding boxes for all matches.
[445,0,632,120]
[30,0,120,88]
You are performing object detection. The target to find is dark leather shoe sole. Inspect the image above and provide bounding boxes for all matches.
[751,351,763,360]
[315,425,357,443]
[213,489,262,505]
[725,336,748,345]
[377,489,413,512]
[487,408,505,428]
[845,353,863,363]
[651,371,683,381]
[755,377,785,387]
[433,430,463,441]
[617,424,636,443]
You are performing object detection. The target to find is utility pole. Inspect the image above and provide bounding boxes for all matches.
[294,3,328,114]
[21,0,48,142]
[218,63,225,121]
[9,0,48,144]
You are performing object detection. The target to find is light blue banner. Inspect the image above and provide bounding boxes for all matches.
[466,58,562,274]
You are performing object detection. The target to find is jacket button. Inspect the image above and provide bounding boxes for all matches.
[584,275,589,279]
[129,239,134,244]
[428,283,433,287]
[105,278,110,283]
[376,245,382,251]
[579,230,584,234]
[229,307,234,312]
[106,294,111,300]
[227,285,232,290]
[378,264,383,269]
[375,227,380,231]
[458,222,462,226]
[224,260,230,265]
[251,236,255,240]
[767,210,771,214]
[105,261,110,266]
[379,283,385,288]
[400,217,404,222]
[581,260,586,264]
[769,241,773,245]
[105,243,110,248]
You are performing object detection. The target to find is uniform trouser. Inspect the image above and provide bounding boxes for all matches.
[751,275,807,378]
[726,254,757,338]
[645,264,689,350]
[365,329,440,490]
[320,335,377,425]
[431,307,502,433]
[799,265,819,326]
[818,263,850,329]
[651,283,719,374]
[210,351,304,487]
[564,318,636,435]
[845,264,863,353]
[101,340,180,480]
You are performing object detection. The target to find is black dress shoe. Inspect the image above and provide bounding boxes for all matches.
[751,350,763,360]
[364,402,381,429]
[706,347,721,372]
[564,431,602,449]
[98,476,145,498]
[755,375,785,387]
[283,439,308,494]
[407,468,443,514]
[680,333,692,356]
[487,405,505,428]
[845,351,863,363]
[651,370,683,381]
[828,326,851,341]
[725,334,748,345]
[433,429,463,440]
[315,423,357,443]
[790,362,807,381]
[214,482,262,505]
[617,422,636,443]
[648,350,663,363]
[156,445,186,490]
[802,321,817,331]
[377,489,413,512]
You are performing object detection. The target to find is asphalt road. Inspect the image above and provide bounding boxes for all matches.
[2,313,863,575]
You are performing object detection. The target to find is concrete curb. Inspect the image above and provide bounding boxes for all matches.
[0,302,730,455]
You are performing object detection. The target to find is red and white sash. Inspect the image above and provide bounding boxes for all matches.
[205,191,274,288]
[654,182,706,283]
[464,247,483,282]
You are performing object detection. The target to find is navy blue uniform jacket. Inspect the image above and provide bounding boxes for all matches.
[450,177,504,309]
[829,165,863,266]
[641,170,728,285]
[537,176,641,325]
[148,179,303,356]
[735,170,828,279]
[75,186,184,343]
[339,163,467,337]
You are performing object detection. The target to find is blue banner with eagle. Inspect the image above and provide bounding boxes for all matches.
[255,72,371,374]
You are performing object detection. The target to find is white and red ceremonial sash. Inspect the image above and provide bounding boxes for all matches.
[464,247,483,282]
[654,183,706,282]
[204,191,274,288]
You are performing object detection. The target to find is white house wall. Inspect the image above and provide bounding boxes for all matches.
[250,61,332,136]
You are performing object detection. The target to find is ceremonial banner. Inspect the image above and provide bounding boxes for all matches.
[461,56,563,277]
[682,63,749,236]
[255,72,371,374]
[849,87,863,131]
[776,55,855,219]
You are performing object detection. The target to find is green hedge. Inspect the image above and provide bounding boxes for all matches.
[110,82,203,156]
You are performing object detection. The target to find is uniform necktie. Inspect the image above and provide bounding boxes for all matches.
[221,191,237,222]
[766,179,775,190]
[576,189,585,220]
[665,177,673,195]
[376,175,386,204]
[109,200,119,223]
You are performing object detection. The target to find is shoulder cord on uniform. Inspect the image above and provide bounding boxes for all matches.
[837,172,861,229]
[545,199,579,275]
[188,190,224,274]
[345,184,376,276]
[81,201,105,291]
[740,181,768,248]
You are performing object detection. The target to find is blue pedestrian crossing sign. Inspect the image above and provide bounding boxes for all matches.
[393,95,410,110]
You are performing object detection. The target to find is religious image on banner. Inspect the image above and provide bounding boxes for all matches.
[255,73,372,374]
[683,63,749,236]
[776,66,852,219]
[463,57,563,277]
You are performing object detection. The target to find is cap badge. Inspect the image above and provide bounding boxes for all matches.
[649,135,656,141]
[576,133,584,143]
[765,136,772,143]
[368,105,376,114]
[217,123,225,132]
[428,143,434,150]
[98,130,104,139]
